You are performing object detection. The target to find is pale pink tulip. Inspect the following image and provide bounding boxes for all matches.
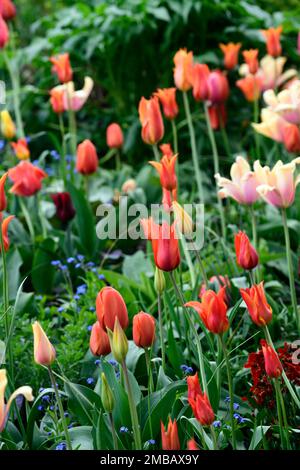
[252,108,289,142]
[52,77,94,112]
[263,80,300,124]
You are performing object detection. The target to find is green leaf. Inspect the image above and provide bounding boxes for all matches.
[69,426,94,450]
[249,425,270,450]
[31,238,56,294]
[64,381,102,426]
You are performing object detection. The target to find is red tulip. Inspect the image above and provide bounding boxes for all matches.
[50,53,73,83]
[173,48,194,92]
[159,143,173,158]
[282,124,300,153]
[8,161,47,197]
[199,275,230,300]
[187,372,202,401]
[76,139,98,175]
[0,214,14,251]
[234,231,259,270]
[51,192,75,223]
[161,417,180,450]
[0,173,8,212]
[240,282,273,327]
[187,438,199,450]
[50,88,65,114]
[242,49,259,75]
[187,373,214,426]
[261,26,282,57]
[208,103,227,130]
[138,96,164,145]
[0,16,9,49]
[133,312,155,348]
[149,154,177,191]
[185,288,229,335]
[89,321,111,356]
[219,42,241,70]
[155,88,179,120]
[192,63,210,101]
[96,286,128,331]
[261,339,283,378]
[11,138,30,160]
[0,0,16,20]
[106,123,124,149]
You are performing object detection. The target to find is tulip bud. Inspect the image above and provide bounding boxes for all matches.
[96,286,128,331]
[172,201,194,237]
[89,321,111,356]
[50,88,65,114]
[187,438,199,450]
[32,321,56,366]
[0,173,8,212]
[0,110,16,139]
[100,372,115,413]
[173,48,194,92]
[235,231,258,270]
[159,143,173,158]
[51,192,75,224]
[219,43,241,70]
[0,16,9,49]
[108,317,128,364]
[161,417,180,450]
[154,267,166,295]
[133,312,156,348]
[261,339,282,378]
[242,49,259,75]
[121,179,136,194]
[11,138,30,160]
[106,123,124,149]
[283,124,300,153]
[261,26,282,57]
[138,96,164,145]
[76,139,98,175]
[50,53,73,84]
[0,0,17,21]
[155,88,179,120]
[0,214,14,252]
[192,63,210,102]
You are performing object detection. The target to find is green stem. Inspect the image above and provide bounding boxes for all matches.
[3,50,25,138]
[58,113,67,184]
[171,119,178,154]
[144,348,153,438]
[282,208,299,332]
[115,149,121,171]
[218,111,231,160]
[36,193,47,238]
[109,413,118,450]
[220,335,236,450]
[192,241,208,288]
[180,236,196,288]
[152,143,160,162]
[19,197,35,243]
[275,379,291,449]
[121,361,142,449]
[253,98,260,159]
[157,294,166,371]
[273,378,286,449]
[210,424,218,450]
[48,366,72,450]
[182,91,204,203]
[67,94,77,184]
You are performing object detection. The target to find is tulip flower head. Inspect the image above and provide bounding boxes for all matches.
[138,96,164,145]
[32,321,56,366]
[186,288,229,335]
[49,88,65,114]
[235,231,259,270]
[187,439,199,450]
[8,161,47,197]
[261,26,282,57]
[106,123,124,149]
[53,77,93,112]
[172,200,194,237]
[263,81,300,125]
[242,49,259,75]
[96,286,128,331]
[219,42,241,70]
[149,154,177,191]
[161,417,180,450]
[0,173,8,212]
[121,179,137,194]
[208,103,227,130]
[260,339,283,378]
[133,312,156,348]
[51,192,75,223]
[187,373,214,426]
[155,88,179,120]
[90,321,111,356]
[0,0,16,21]
[0,110,16,139]
[192,63,210,102]
[107,317,128,364]
[0,369,33,432]
[159,143,173,158]
[236,75,262,102]
[100,372,114,413]
[11,138,30,160]
[0,214,14,252]
[0,16,9,49]
[282,124,300,153]
[50,53,73,84]
[187,372,202,401]
[240,282,272,327]
[207,70,230,104]
[173,48,194,92]
[76,139,98,175]
[199,275,230,299]
[154,267,166,295]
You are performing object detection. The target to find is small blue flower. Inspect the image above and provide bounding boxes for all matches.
[67,257,75,263]
[86,261,95,268]
[115,371,120,379]
[57,306,65,313]
[89,306,95,312]
[64,412,69,417]
[68,423,73,429]
[74,295,80,301]
[224,396,230,403]
[50,150,60,160]
[180,364,193,374]
[47,431,53,436]
[75,263,81,269]
[66,154,73,162]
[39,387,44,393]
[87,325,93,332]
[95,359,101,366]
[55,442,67,451]
[213,420,221,428]
[49,405,55,411]
[51,260,61,266]
[35,295,43,301]
[86,377,94,385]
[147,439,155,445]
[42,394,50,403]
[98,274,105,281]
[233,403,240,410]
[32,159,39,166]
[77,254,84,261]
[91,267,97,273]
[25,136,31,143]
[45,167,54,176]
[76,284,87,295]
[109,359,117,367]
[120,426,129,433]
[38,405,44,411]
[59,265,68,271]
[0,140,5,151]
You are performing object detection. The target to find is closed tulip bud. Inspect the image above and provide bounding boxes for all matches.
[154,267,166,295]
[261,26,282,57]
[187,438,199,450]
[106,123,124,149]
[0,16,9,49]
[108,317,128,364]
[11,138,30,160]
[234,231,259,270]
[161,417,180,450]
[100,372,115,413]
[133,312,155,348]
[159,143,173,158]
[50,53,73,84]
[32,321,56,366]
[0,0,16,21]
[219,42,241,70]
[121,178,136,194]
[0,215,14,252]
[96,286,128,331]
[76,139,98,175]
[192,63,210,101]
[207,71,229,104]
[0,173,8,212]
[208,103,227,130]
[189,391,215,426]
[282,124,300,153]
[138,96,164,145]
[8,161,47,197]
[51,192,75,224]
[89,322,111,356]
[155,88,179,120]
[49,88,65,114]
[240,282,272,327]
[1,110,16,139]
[242,49,259,74]
[172,201,194,237]
[261,339,282,378]
[187,372,202,401]
[173,48,194,92]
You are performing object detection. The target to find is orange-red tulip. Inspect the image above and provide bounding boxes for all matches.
[50,53,73,84]
[133,312,155,348]
[106,123,124,149]
[240,282,272,327]
[8,161,47,197]
[96,286,128,331]
[208,103,227,130]
[50,88,65,114]
[149,154,177,191]
[199,275,230,300]
[236,75,262,102]
[192,63,210,101]
[159,143,173,158]
[242,49,259,74]
[187,438,199,450]
[261,339,283,378]
[187,372,202,401]
[0,16,9,49]
[161,417,180,450]
[32,321,56,366]
[76,139,98,175]
[234,231,259,270]
[186,288,229,335]
[155,88,179,120]
[0,0,16,20]
[0,173,8,212]
[0,215,14,252]
[219,42,241,70]
[187,373,214,426]
[261,26,282,57]
[282,124,300,153]
[173,48,194,92]
[90,321,111,356]
[11,138,30,160]
[138,96,164,145]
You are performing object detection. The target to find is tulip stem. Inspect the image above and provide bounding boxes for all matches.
[220,335,236,450]
[210,424,218,450]
[180,236,196,288]
[3,50,25,139]
[19,197,35,243]
[273,378,288,449]
[152,144,160,162]
[121,360,142,450]
[275,378,291,449]
[217,110,231,160]
[144,347,154,439]
[157,293,166,371]
[182,91,204,203]
[171,119,178,154]
[203,103,226,239]
[250,205,260,283]
[281,208,299,332]
[253,97,260,158]
[109,413,118,450]
[58,113,67,184]
[191,241,208,288]
[48,366,72,450]
[115,149,121,171]
[67,92,77,184]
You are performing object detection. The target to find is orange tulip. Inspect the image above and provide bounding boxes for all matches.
[173,48,194,92]
[240,282,272,327]
[106,123,124,149]
[8,161,47,197]
[159,143,173,158]
[234,231,259,270]
[282,124,300,153]
[185,288,229,335]
[192,63,210,101]
[96,286,128,331]
[11,138,30,160]
[155,88,179,120]
[149,154,177,191]
[133,312,156,348]
[261,339,283,378]
[0,16,9,48]
[0,215,14,252]
[138,96,164,145]
[236,75,262,102]
[49,88,65,114]
[0,173,8,212]
[50,53,73,83]
[187,373,214,426]
[161,417,180,450]
[219,42,241,70]
[32,321,56,366]
[242,49,259,74]
[261,26,282,57]
[89,321,111,356]
[76,139,98,175]
[0,0,16,20]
